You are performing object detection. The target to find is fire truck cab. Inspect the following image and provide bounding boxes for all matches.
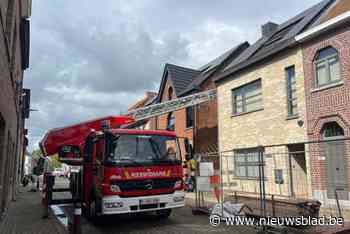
[40,116,187,220]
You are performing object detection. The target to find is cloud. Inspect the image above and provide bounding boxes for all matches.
[24,0,321,151]
[182,21,258,68]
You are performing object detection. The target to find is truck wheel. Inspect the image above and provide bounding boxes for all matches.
[90,200,98,218]
[156,209,172,219]
[88,200,103,225]
[69,174,76,197]
[88,201,99,223]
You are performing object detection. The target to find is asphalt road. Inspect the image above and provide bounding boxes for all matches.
[51,177,257,234]
[78,205,257,234]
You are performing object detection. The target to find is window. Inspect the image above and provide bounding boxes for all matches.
[286,66,298,117]
[168,87,173,100]
[186,106,194,128]
[315,47,341,87]
[167,112,175,131]
[232,79,263,115]
[322,122,344,138]
[108,135,181,163]
[234,148,262,179]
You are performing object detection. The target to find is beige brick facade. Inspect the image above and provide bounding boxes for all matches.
[217,48,311,197]
[217,48,307,150]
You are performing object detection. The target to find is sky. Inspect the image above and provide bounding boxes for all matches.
[24,0,322,152]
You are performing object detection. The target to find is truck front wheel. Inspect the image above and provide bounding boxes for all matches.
[156,209,172,219]
[88,200,102,224]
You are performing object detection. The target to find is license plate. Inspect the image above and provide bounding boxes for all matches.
[140,198,159,205]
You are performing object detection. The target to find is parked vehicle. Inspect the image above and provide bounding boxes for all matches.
[40,116,188,220]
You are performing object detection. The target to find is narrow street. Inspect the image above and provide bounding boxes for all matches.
[52,178,256,234]
[3,1,350,234]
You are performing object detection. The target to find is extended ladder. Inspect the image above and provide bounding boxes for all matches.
[127,89,217,121]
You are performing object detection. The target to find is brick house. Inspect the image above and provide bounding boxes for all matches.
[0,0,31,217]
[296,0,350,209]
[153,43,249,159]
[214,0,335,198]
[125,92,157,130]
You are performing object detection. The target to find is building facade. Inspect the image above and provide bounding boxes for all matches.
[216,47,309,197]
[296,0,350,210]
[214,0,335,198]
[126,92,157,130]
[154,64,199,157]
[0,0,31,218]
[153,43,249,161]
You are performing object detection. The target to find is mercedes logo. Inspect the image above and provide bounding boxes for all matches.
[145,180,153,190]
[145,183,153,190]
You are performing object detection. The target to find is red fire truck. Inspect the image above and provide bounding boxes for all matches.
[40,116,188,220]
[40,90,216,222]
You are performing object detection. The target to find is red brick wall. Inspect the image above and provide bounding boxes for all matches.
[155,79,193,160]
[154,72,218,156]
[302,25,350,192]
[195,78,218,153]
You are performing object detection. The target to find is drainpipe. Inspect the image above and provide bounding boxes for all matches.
[288,153,295,198]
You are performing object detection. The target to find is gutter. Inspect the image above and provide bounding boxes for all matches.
[295,10,350,42]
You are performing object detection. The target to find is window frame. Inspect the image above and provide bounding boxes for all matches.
[314,47,341,88]
[186,106,194,129]
[166,112,175,131]
[168,87,173,101]
[322,122,345,139]
[285,65,298,118]
[231,79,263,116]
[233,148,263,179]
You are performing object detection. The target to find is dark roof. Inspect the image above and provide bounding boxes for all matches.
[215,0,335,83]
[199,46,241,72]
[155,42,250,101]
[179,42,250,96]
[155,63,201,102]
[166,64,201,96]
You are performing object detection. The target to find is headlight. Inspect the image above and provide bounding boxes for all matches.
[110,184,121,192]
[174,180,183,190]
[104,201,123,208]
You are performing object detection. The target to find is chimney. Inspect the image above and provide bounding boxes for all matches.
[261,22,279,37]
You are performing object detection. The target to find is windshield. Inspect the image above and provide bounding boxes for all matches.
[107,134,181,163]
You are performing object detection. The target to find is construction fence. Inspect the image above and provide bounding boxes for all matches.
[192,138,350,222]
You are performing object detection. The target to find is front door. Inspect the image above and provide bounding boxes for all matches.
[288,144,308,198]
[326,140,348,200]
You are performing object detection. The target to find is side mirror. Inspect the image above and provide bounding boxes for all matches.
[58,145,82,165]
[184,138,193,160]
[83,137,95,163]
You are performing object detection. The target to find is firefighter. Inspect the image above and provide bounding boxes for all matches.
[185,154,197,191]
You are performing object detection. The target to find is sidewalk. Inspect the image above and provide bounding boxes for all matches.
[0,186,66,234]
[185,192,350,234]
